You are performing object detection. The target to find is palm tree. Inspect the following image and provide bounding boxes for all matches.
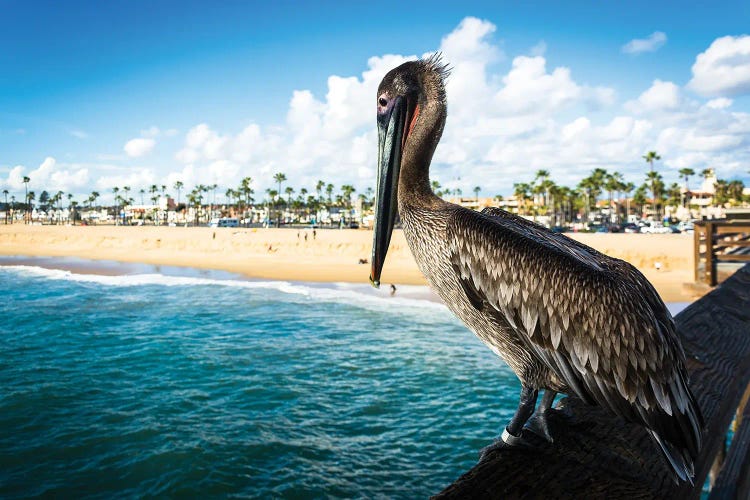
[678,168,695,207]
[533,169,550,208]
[642,151,661,218]
[90,191,100,208]
[22,175,30,223]
[513,182,531,216]
[112,187,120,225]
[604,172,624,223]
[27,191,35,221]
[273,172,287,200]
[645,171,663,218]
[473,185,481,201]
[174,180,184,205]
[622,182,635,222]
[67,193,73,223]
[2,189,8,224]
[678,168,695,191]
[431,180,442,197]
[714,179,729,206]
[55,191,64,224]
[70,200,79,225]
[325,183,334,204]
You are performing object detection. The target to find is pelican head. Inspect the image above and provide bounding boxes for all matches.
[369,55,449,287]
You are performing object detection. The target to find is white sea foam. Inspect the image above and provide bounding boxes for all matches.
[1,264,451,318]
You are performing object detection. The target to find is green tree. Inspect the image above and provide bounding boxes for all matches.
[273,172,287,200]
[431,180,442,197]
[666,182,682,208]
[39,190,50,212]
[727,180,745,204]
[326,183,334,204]
[513,182,531,216]
[713,179,729,206]
[642,151,661,217]
[2,189,8,224]
[174,180,184,205]
[22,175,30,223]
[633,183,648,216]
[678,168,695,207]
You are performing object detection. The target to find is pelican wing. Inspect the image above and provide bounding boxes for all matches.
[447,208,702,472]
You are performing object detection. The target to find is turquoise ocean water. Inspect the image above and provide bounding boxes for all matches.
[0,257,523,498]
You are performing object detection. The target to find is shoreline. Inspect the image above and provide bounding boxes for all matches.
[0,254,692,316]
[0,224,702,303]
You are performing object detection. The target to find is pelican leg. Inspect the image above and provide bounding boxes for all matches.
[480,385,538,460]
[504,385,539,440]
[525,390,557,443]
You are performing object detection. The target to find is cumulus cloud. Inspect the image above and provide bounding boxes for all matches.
[2,157,89,193]
[124,137,156,158]
[622,31,667,54]
[688,35,750,97]
[625,79,683,113]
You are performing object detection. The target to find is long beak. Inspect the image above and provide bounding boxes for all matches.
[370,96,409,288]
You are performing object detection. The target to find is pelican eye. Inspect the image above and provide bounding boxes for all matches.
[378,97,388,107]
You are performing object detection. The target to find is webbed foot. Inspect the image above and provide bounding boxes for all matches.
[479,428,538,461]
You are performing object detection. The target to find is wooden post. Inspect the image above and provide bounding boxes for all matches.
[694,223,703,283]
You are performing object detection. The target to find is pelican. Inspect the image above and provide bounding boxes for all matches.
[369,55,703,483]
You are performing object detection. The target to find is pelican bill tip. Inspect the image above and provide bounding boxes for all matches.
[369,276,380,289]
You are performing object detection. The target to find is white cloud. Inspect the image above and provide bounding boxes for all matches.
[705,98,733,109]
[625,79,682,113]
[70,129,89,139]
[688,35,750,97]
[123,137,156,157]
[622,31,667,54]
[2,157,89,193]
[530,41,547,57]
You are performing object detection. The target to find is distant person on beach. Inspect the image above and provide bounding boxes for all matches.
[313,229,317,240]
[304,233,308,241]
[390,284,397,296]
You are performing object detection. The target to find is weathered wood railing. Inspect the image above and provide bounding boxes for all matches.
[435,264,750,499]
[694,221,750,286]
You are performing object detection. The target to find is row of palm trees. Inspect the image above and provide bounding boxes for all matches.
[3,152,746,226]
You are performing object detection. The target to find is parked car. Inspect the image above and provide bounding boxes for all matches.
[677,221,695,234]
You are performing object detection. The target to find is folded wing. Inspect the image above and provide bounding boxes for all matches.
[447,208,703,481]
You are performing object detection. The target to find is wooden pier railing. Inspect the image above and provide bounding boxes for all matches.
[435,264,750,499]
[694,221,750,286]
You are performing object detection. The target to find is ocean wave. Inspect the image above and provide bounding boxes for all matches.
[1,264,450,318]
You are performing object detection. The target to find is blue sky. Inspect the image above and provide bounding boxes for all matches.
[1,1,749,202]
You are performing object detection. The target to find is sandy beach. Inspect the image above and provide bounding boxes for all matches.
[0,224,701,302]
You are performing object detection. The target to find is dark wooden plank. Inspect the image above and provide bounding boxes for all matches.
[708,395,750,499]
[434,264,750,500]
[717,254,750,262]
[707,222,716,285]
